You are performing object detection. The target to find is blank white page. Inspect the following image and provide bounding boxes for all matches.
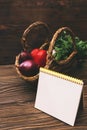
[35,67,83,126]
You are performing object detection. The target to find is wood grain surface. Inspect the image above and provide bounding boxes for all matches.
[0,59,87,130]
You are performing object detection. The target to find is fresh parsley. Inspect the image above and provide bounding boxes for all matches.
[52,31,87,61]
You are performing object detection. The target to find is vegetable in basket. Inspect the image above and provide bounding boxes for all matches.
[17,49,47,76]
[52,31,87,61]
[31,48,47,67]
[19,60,39,76]
[19,51,32,63]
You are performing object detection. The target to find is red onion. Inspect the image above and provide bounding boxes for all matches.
[19,51,32,63]
[19,60,39,76]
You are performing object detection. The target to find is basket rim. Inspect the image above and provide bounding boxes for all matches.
[46,26,77,66]
[21,21,50,51]
[15,54,39,82]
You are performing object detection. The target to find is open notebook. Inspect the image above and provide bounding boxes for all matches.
[35,67,84,126]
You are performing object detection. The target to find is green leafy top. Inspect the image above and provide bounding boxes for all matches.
[52,31,87,61]
[75,37,87,58]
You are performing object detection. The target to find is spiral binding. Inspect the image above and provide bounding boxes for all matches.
[40,67,83,85]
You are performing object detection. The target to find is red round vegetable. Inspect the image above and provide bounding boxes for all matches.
[19,51,32,63]
[31,49,47,67]
[19,60,39,76]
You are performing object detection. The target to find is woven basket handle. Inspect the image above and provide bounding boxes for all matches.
[46,27,77,67]
[21,21,49,51]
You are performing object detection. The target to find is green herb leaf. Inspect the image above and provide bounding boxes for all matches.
[53,32,87,62]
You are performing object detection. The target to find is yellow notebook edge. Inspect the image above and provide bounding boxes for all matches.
[40,67,84,85]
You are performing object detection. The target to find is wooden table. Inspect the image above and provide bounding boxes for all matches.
[0,60,87,130]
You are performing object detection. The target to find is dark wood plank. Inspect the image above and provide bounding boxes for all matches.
[0,59,87,129]
[0,0,87,64]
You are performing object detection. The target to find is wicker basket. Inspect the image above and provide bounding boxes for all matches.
[45,27,77,73]
[15,21,50,82]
